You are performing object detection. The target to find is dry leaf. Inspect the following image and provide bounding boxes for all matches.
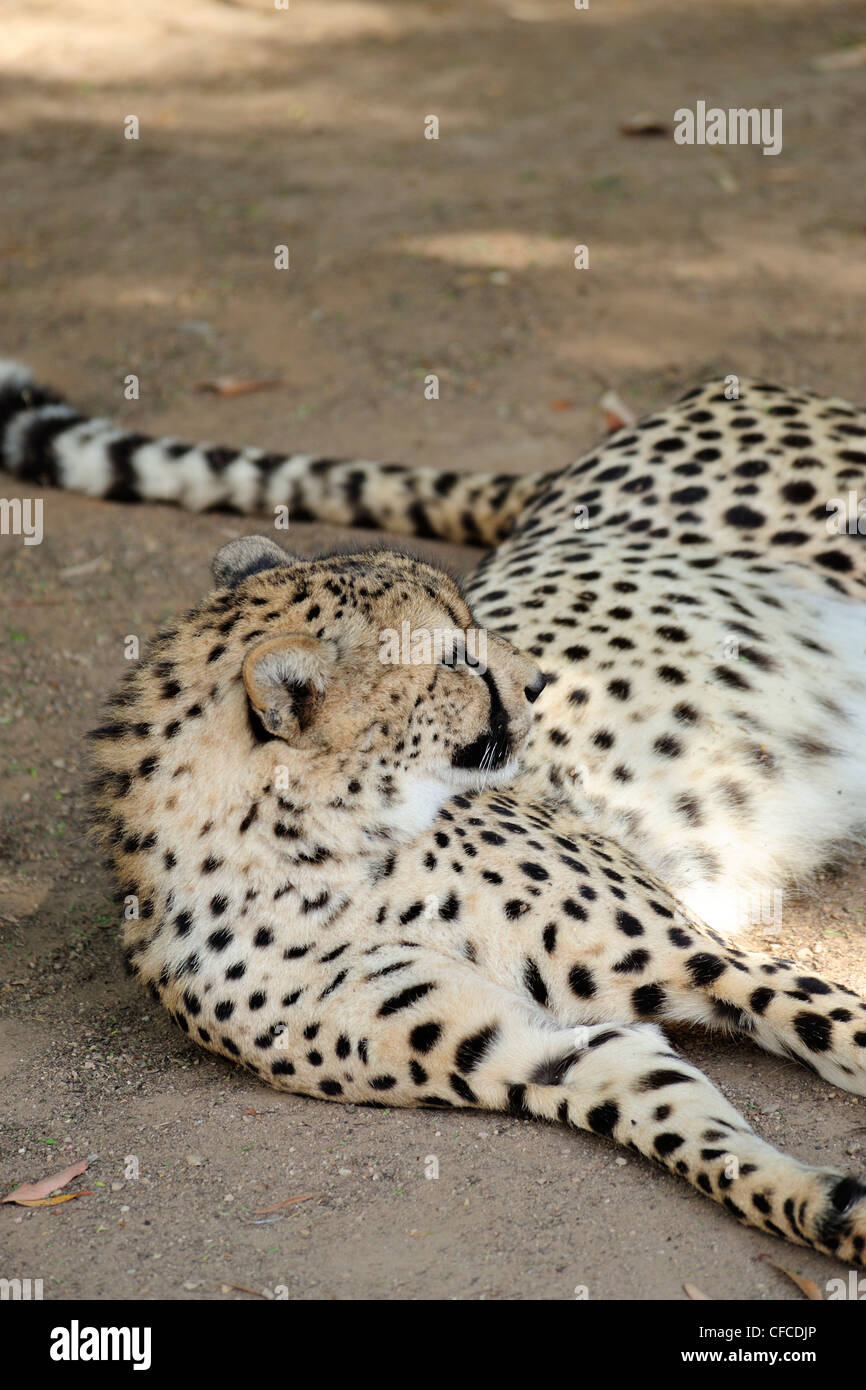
[812,45,866,72]
[221,1283,268,1299]
[13,1192,92,1208]
[620,113,668,137]
[600,389,636,433]
[548,398,574,412]
[761,1255,823,1300]
[2,1159,89,1206]
[195,377,284,399]
[253,1191,323,1215]
[683,1282,711,1300]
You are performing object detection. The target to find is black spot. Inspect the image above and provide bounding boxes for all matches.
[607,679,630,701]
[523,958,549,1006]
[586,1101,619,1137]
[613,948,650,974]
[749,987,775,1014]
[686,953,727,986]
[653,734,682,758]
[378,982,436,1017]
[632,983,666,1016]
[793,1011,832,1052]
[638,1069,694,1092]
[723,1196,747,1221]
[795,976,832,996]
[440,891,460,920]
[654,1132,684,1157]
[455,1025,499,1074]
[568,964,596,999]
[174,909,193,937]
[449,1073,478,1103]
[616,910,644,937]
[713,664,751,691]
[562,898,588,921]
[410,1022,442,1054]
[816,550,853,574]
[724,505,765,529]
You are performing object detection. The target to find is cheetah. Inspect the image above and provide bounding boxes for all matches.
[4,360,866,1265]
[4,361,866,934]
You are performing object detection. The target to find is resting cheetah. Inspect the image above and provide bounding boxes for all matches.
[3,361,866,1265]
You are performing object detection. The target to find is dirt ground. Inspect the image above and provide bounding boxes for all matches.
[2,0,866,1303]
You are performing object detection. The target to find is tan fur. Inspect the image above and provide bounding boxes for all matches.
[87,540,866,1269]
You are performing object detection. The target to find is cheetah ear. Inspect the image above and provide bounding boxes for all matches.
[212,535,291,589]
[242,634,337,743]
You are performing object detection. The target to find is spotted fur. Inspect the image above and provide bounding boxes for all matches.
[4,362,866,932]
[5,361,866,1265]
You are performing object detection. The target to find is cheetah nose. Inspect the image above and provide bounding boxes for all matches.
[524,672,550,704]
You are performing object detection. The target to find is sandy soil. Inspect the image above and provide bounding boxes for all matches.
[2,0,866,1302]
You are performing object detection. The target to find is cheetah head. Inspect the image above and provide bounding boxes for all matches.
[91,537,546,862]
[214,537,544,792]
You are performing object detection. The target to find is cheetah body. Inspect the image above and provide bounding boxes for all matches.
[5,366,866,933]
[5,363,866,1265]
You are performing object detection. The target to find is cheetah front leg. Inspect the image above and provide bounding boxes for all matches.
[273,947,866,1267]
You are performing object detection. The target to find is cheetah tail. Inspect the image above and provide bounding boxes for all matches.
[0,361,552,546]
